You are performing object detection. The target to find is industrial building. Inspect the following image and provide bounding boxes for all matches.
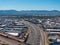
[0,18,28,43]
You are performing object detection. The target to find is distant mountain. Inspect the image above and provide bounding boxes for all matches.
[0,10,60,16]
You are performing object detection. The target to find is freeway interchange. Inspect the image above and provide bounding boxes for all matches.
[21,20,47,45]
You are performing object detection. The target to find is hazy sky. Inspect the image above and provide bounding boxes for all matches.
[0,0,60,10]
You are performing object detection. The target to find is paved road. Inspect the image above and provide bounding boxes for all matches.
[37,24,45,45]
[37,24,48,45]
[21,21,41,45]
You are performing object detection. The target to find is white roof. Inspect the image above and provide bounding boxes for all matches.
[7,32,19,36]
[46,29,60,31]
[57,39,60,42]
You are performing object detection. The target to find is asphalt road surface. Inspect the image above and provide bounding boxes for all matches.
[21,20,44,45]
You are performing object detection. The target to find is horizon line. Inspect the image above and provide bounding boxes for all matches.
[0,9,60,11]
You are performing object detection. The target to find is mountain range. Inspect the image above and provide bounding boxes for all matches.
[0,10,60,16]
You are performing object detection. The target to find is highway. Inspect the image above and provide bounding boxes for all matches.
[37,24,48,45]
[26,23,41,45]
[21,20,45,45]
